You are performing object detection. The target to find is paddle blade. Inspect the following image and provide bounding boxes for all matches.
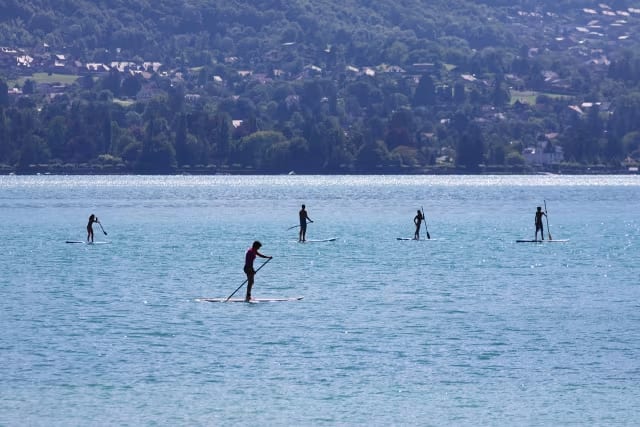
[427,231,431,240]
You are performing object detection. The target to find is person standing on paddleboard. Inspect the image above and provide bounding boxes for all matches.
[413,209,424,240]
[299,204,313,242]
[534,206,547,241]
[87,214,100,243]
[244,241,272,302]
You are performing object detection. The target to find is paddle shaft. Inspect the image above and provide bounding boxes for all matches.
[288,219,313,231]
[98,222,107,235]
[543,200,552,240]
[421,207,430,240]
[225,257,272,301]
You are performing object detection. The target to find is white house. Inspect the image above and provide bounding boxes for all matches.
[523,140,564,165]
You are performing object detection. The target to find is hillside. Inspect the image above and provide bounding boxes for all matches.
[1,0,640,173]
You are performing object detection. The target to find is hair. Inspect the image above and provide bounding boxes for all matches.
[302,204,305,208]
[252,240,262,249]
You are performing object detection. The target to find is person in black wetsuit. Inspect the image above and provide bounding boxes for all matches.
[413,210,424,240]
[534,206,546,241]
[87,214,100,243]
[299,204,313,242]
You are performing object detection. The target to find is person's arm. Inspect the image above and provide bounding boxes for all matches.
[257,251,273,259]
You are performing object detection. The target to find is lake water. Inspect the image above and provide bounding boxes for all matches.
[1,175,639,426]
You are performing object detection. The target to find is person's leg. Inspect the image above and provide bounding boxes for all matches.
[245,273,254,301]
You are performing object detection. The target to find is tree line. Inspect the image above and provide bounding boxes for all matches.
[1,0,640,173]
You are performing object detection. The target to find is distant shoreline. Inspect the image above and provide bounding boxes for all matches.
[1,164,637,176]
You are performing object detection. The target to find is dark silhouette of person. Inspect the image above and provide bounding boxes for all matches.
[244,241,272,302]
[299,204,313,242]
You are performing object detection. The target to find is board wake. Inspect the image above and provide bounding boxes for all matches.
[196,296,304,303]
[516,239,569,243]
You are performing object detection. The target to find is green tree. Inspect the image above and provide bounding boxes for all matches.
[231,130,286,169]
[0,79,9,107]
[413,74,436,107]
[356,140,391,172]
[121,75,142,98]
[22,79,36,95]
[456,125,484,171]
[17,134,50,171]
[137,118,176,172]
[47,116,68,160]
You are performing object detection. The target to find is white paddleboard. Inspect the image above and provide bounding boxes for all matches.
[300,238,336,243]
[196,296,304,303]
[515,239,569,243]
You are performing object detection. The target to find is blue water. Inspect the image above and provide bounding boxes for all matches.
[1,175,639,426]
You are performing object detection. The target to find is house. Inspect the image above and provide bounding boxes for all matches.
[523,140,564,165]
[85,63,110,73]
[142,62,162,73]
[184,94,201,103]
[17,55,33,67]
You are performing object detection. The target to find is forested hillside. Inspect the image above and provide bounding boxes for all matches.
[1,0,640,173]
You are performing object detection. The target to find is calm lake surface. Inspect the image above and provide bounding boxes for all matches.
[1,175,639,426]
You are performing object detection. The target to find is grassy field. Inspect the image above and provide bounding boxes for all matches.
[510,90,569,105]
[11,72,80,87]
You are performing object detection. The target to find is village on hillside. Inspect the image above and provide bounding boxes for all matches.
[1,3,639,173]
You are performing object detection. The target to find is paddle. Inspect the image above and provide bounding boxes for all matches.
[288,219,315,231]
[225,257,272,302]
[97,222,108,235]
[543,200,552,241]
[421,206,431,240]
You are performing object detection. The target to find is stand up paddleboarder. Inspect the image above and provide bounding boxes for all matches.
[87,214,100,243]
[244,241,272,302]
[534,206,547,241]
[413,209,424,240]
[299,204,313,242]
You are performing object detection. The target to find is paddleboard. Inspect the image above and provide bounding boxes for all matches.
[301,238,336,243]
[66,241,110,244]
[196,296,304,303]
[396,237,436,241]
[516,239,569,243]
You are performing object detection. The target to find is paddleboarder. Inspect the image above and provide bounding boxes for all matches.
[534,206,547,241]
[299,204,313,242]
[413,209,424,240]
[244,241,272,302]
[87,214,100,243]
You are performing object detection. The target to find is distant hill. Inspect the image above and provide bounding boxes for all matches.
[2,0,640,174]
[0,2,596,59]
